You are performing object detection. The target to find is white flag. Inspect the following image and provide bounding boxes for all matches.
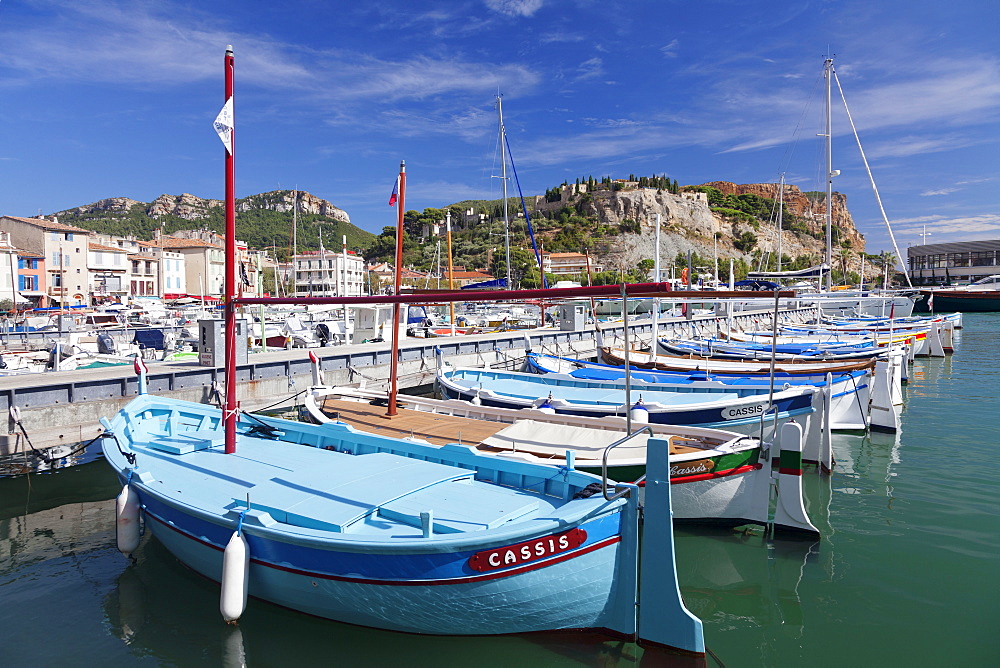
[214,97,234,154]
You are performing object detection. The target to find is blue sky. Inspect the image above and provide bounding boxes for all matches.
[1,0,997,258]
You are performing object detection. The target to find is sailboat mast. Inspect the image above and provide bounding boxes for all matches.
[386,161,406,417]
[498,95,512,290]
[342,234,349,332]
[777,173,784,273]
[824,57,835,292]
[292,189,298,297]
[446,210,455,329]
[651,212,661,350]
[222,45,237,454]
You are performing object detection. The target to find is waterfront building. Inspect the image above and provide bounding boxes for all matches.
[160,230,258,298]
[14,246,46,309]
[292,249,365,298]
[441,269,496,288]
[0,215,92,307]
[87,241,130,304]
[907,239,1000,286]
[0,232,30,309]
[541,251,603,277]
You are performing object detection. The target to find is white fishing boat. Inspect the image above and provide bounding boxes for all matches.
[301,383,818,534]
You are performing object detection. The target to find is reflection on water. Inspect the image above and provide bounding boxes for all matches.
[0,438,106,477]
[2,314,998,666]
[105,539,668,667]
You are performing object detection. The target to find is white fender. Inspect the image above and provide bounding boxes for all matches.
[309,350,322,387]
[772,421,820,538]
[116,483,141,556]
[221,530,250,623]
[629,398,649,424]
[535,393,556,415]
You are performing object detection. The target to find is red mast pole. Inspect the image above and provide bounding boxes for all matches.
[223,46,238,454]
[386,160,405,417]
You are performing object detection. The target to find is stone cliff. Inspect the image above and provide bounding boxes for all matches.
[534,182,867,275]
[62,190,350,225]
[700,181,865,250]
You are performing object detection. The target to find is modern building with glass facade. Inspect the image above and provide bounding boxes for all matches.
[907,239,1000,286]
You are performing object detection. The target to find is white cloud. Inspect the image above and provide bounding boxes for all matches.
[484,0,544,17]
[895,214,1000,236]
[920,188,960,196]
[575,57,604,81]
[660,39,680,58]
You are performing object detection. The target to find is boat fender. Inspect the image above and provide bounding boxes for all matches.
[116,472,141,557]
[221,514,250,624]
[309,350,322,386]
[536,392,556,414]
[630,397,650,424]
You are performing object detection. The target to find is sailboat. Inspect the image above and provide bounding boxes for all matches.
[749,58,916,317]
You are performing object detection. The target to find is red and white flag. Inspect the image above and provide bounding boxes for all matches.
[388,176,399,207]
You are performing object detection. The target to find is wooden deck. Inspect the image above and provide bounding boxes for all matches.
[319,397,509,447]
[317,396,712,461]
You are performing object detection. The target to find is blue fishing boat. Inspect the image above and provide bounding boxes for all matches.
[657,336,883,361]
[102,368,704,651]
[437,363,819,434]
[523,351,871,431]
[100,47,706,656]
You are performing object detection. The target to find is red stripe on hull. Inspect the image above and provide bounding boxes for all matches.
[147,512,620,586]
[637,462,762,486]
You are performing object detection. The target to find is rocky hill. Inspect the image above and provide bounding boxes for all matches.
[54,190,368,257]
[531,180,868,277]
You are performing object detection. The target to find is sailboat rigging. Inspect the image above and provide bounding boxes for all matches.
[821,57,912,289]
[493,94,547,290]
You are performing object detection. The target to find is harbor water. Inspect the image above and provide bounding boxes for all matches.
[1,314,997,666]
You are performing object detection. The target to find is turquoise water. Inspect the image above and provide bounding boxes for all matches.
[1,314,997,666]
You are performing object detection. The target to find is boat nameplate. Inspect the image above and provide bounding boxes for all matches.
[670,458,717,478]
[722,403,766,420]
[468,528,587,572]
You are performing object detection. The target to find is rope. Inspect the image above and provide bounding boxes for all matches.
[250,389,306,414]
[8,406,114,464]
[235,510,247,536]
[347,364,383,383]
[543,465,572,482]
[211,380,225,408]
[105,431,136,466]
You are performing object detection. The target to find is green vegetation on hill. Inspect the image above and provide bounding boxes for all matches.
[54,178,851,287]
[55,191,375,261]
